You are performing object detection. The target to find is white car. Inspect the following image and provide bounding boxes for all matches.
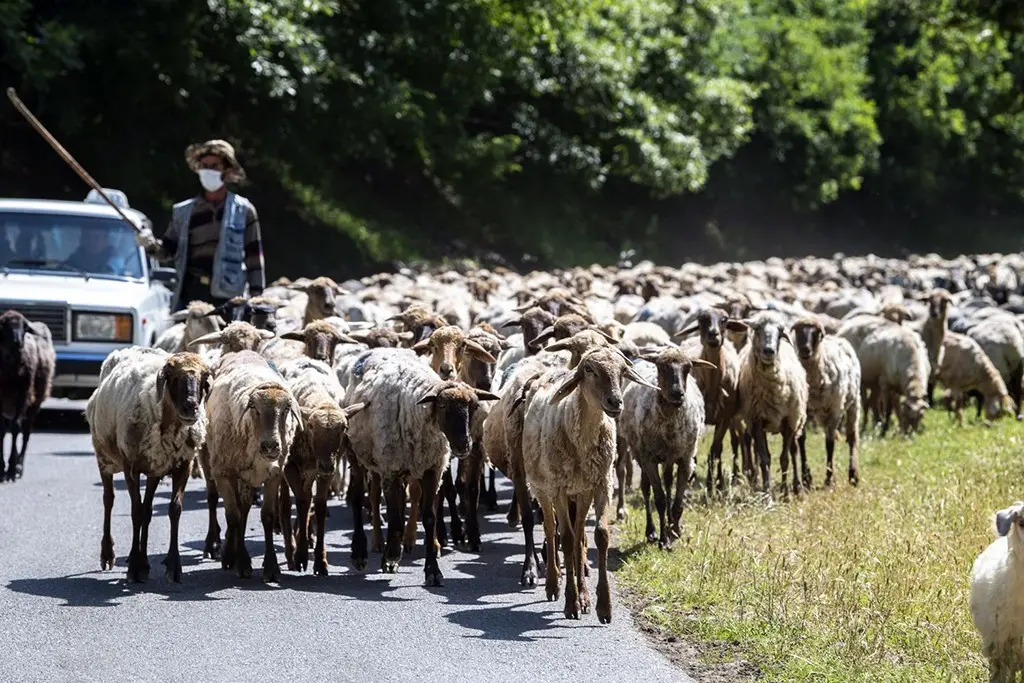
[0,189,175,401]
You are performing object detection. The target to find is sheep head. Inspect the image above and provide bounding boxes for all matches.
[417,380,500,456]
[880,302,914,324]
[279,320,358,363]
[345,327,414,348]
[243,382,302,460]
[544,329,633,369]
[549,347,659,418]
[387,304,447,344]
[246,296,286,332]
[205,296,251,323]
[462,328,505,389]
[995,501,1024,540]
[924,289,954,321]
[156,352,211,425]
[741,312,792,364]
[791,317,827,361]
[501,307,556,355]
[299,401,365,477]
[188,322,276,354]
[288,276,347,320]
[529,313,616,352]
[983,392,1016,422]
[898,395,929,435]
[412,325,496,380]
[637,346,716,406]
[675,307,747,350]
[0,310,43,353]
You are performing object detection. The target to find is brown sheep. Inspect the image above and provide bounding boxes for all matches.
[0,310,55,481]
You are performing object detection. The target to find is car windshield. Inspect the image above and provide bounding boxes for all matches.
[0,211,144,279]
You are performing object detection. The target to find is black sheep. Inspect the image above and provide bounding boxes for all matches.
[0,310,55,481]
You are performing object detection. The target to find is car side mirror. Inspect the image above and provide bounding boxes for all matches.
[151,267,177,285]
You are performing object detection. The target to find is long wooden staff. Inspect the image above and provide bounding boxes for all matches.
[6,87,142,233]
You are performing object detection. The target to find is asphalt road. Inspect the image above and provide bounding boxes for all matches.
[0,407,693,683]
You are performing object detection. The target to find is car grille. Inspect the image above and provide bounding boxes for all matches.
[0,301,69,343]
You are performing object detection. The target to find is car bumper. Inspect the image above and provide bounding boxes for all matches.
[52,350,115,399]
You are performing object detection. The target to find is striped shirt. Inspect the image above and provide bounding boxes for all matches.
[160,195,264,293]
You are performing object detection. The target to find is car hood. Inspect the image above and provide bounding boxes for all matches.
[0,273,149,310]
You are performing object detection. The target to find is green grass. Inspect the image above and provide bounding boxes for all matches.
[613,409,1024,682]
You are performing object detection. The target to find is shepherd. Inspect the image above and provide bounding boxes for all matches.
[136,139,265,310]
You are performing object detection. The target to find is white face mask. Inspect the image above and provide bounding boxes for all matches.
[198,168,225,192]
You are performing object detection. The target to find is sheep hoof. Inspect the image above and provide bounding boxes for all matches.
[424,567,444,587]
[237,560,253,579]
[849,470,859,486]
[295,549,308,573]
[203,538,221,560]
[351,555,367,572]
[101,540,115,571]
[564,602,581,620]
[645,530,657,544]
[469,538,481,553]
[381,558,399,574]
[546,583,559,602]
[658,538,673,552]
[521,568,536,587]
[126,554,149,583]
[402,540,414,555]
[162,556,183,583]
[616,507,627,522]
[261,563,281,584]
[313,561,328,577]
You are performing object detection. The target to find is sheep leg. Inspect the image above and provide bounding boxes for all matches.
[785,426,802,496]
[463,453,484,553]
[729,424,741,486]
[614,435,629,521]
[369,472,384,553]
[279,468,298,571]
[539,495,560,600]
[624,456,634,493]
[641,469,656,543]
[200,446,222,560]
[420,468,444,587]
[383,476,406,573]
[0,418,7,478]
[846,410,860,485]
[124,470,148,583]
[557,497,581,620]
[217,476,238,571]
[455,457,469,517]
[5,419,19,482]
[572,492,593,615]
[506,487,521,529]
[313,475,330,576]
[641,461,670,550]
[100,472,116,570]
[486,464,499,512]
[440,462,464,548]
[293,478,314,573]
[592,486,612,625]
[13,403,39,479]
[823,428,836,489]
[1011,364,1024,420]
[403,478,422,555]
[568,499,589,577]
[235,482,255,578]
[706,420,728,496]
[161,460,191,583]
[347,461,369,571]
[752,424,772,495]
[513,472,538,586]
[796,428,813,490]
[260,475,282,584]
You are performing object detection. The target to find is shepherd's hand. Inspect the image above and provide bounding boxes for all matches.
[135,227,160,252]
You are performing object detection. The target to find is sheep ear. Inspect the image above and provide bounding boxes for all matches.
[780,328,792,345]
[299,405,315,423]
[258,329,276,340]
[725,320,749,333]
[346,332,371,345]
[215,316,228,327]
[155,366,168,402]
[200,372,212,402]
[170,310,190,323]
[280,331,305,342]
[411,337,433,354]
[529,327,555,349]
[499,339,512,350]
[417,390,439,405]
[995,507,1017,537]
[638,352,660,363]
[290,399,305,431]
[397,331,416,341]
[187,331,224,348]
[690,358,718,370]
[624,366,660,391]
[501,316,523,328]
[514,302,537,312]
[24,322,40,335]
[474,389,501,402]
[589,327,619,344]
[551,367,583,403]
[343,402,366,419]
[672,323,699,338]
[463,339,497,364]
[337,333,360,345]
[543,338,573,353]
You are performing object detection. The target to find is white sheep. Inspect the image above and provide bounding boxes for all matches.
[856,323,930,435]
[153,300,226,351]
[619,347,710,549]
[518,346,658,623]
[344,353,499,585]
[204,349,303,582]
[790,317,861,487]
[737,311,809,496]
[85,347,211,583]
[969,501,1024,681]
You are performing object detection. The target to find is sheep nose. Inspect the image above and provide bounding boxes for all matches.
[439,363,455,379]
[668,389,683,402]
[260,440,279,456]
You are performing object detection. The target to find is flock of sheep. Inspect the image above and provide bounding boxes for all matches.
[3,250,1024,672]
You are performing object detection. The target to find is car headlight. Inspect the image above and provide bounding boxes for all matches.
[73,312,133,342]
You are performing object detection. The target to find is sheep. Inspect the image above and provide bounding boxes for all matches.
[937,331,1015,425]
[276,357,364,575]
[0,310,55,481]
[676,307,752,494]
[262,319,359,366]
[518,346,658,622]
[914,289,953,406]
[343,353,499,584]
[85,348,211,582]
[857,324,930,435]
[204,350,303,582]
[288,276,347,324]
[187,321,277,356]
[620,321,672,349]
[790,317,861,487]
[619,347,710,549]
[153,300,226,352]
[736,311,809,496]
[969,501,1024,681]
[387,304,448,345]
[967,315,1024,421]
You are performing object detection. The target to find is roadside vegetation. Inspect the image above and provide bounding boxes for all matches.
[614,408,1018,682]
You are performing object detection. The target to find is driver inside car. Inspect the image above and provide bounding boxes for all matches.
[67,225,118,274]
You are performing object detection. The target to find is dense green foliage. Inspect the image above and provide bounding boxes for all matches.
[4,0,1024,277]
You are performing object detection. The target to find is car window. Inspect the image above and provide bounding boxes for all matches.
[0,212,144,279]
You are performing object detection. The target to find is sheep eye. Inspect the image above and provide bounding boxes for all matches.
[584,365,594,374]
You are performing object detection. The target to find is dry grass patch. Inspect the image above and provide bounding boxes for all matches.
[614,410,1024,682]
